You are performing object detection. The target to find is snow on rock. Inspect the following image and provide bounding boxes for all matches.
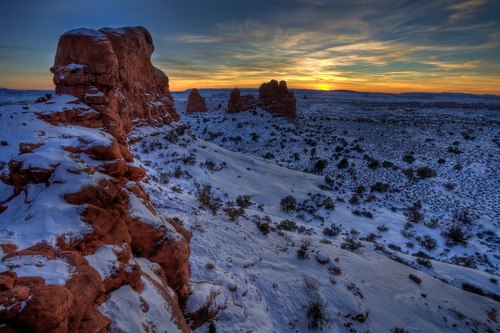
[98,277,184,333]
[0,255,74,285]
[84,245,121,281]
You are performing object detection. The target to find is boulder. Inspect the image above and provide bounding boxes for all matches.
[227,88,256,114]
[186,88,207,113]
[258,79,297,119]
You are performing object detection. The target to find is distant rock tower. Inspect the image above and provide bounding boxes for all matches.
[186,88,208,113]
[227,88,256,114]
[258,79,297,119]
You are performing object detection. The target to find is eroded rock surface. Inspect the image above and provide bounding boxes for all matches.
[51,26,179,143]
[227,88,256,114]
[258,79,296,119]
[0,27,191,333]
[186,88,207,113]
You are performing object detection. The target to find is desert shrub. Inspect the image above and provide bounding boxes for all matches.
[196,184,223,215]
[322,197,335,210]
[337,158,349,169]
[461,283,484,296]
[223,201,244,221]
[313,159,328,173]
[388,243,402,251]
[402,168,414,180]
[323,223,342,237]
[416,257,433,268]
[377,224,389,232]
[402,154,415,164]
[280,195,297,212]
[367,159,380,169]
[382,161,394,168]
[418,235,437,250]
[306,294,328,329]
[449,255,477,269]
[324,175,335,185]
[277,219,297,231]
[437,158,446,164]
[297,239,312,259]
[452,208,473,225]
[405,201,424,223]
[349,195,360,205]
[254,216,271,235]
[340,237,363,252]
[416,166,436,179]
[303,277,328,329]
[172,166,183,178]
[444,182,455,191]
[263,152,275,159]
[391,327,410,333]
[236,195,252,208]
[442,223,471,245]
[370,182,390,193]
[453,162,463,170]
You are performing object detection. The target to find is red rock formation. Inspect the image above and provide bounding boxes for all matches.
[51,26,179,144]
[258,79,297,119]
[227,88,256,114]
[186,88,207,113]
[0,27,191,333]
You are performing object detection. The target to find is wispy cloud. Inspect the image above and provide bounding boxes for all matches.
[449,0,487,22]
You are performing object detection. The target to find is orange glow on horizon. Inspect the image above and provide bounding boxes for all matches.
[2,72,500,96]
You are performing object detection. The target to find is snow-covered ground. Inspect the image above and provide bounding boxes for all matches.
[175,89,500,276]
[1,89,499,332]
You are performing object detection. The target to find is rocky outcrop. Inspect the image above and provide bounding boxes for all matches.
[50,26,179,144]
[258,79,296,119]
[227,88,256,114]
[0,27,191,332]
[186,88,207,113]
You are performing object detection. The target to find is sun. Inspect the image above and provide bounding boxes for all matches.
[316,83,332,91]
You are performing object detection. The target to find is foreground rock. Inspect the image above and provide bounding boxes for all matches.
[258,79,296,119]
[186,88,207,113]
[0,27,191,333]
[50,26,179,144]
[227,88,256,114]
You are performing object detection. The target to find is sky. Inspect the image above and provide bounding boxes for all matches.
[0,0,499,93]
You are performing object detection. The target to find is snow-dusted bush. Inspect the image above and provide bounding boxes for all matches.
[280,195,297,212]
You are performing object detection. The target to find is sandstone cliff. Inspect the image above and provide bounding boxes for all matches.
[0,27,191,332]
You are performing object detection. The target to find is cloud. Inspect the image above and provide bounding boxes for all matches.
[449,0,487,22]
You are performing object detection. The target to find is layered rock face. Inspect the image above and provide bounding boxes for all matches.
[186,88,207,113]
[0,27,191,332]
[51,26,179,143]
[258,79,297,119]
[227,88,256,114]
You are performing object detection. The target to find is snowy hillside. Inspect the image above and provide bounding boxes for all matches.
[0,90,498,332]
[175,89,500,276]
[130,121,499,332]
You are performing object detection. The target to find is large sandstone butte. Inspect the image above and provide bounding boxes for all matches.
[258,79,297,119]
[227,88,256,114]
[51,26,179,144]
[186,88,208,113]
[0,27,192,332]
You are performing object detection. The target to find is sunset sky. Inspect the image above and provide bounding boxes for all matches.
[0,0,499,93]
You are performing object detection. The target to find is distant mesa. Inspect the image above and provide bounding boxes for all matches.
[186,88,208,113]
[258,79,297,119]
[50,26,179,144]
[227,88,257,114]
